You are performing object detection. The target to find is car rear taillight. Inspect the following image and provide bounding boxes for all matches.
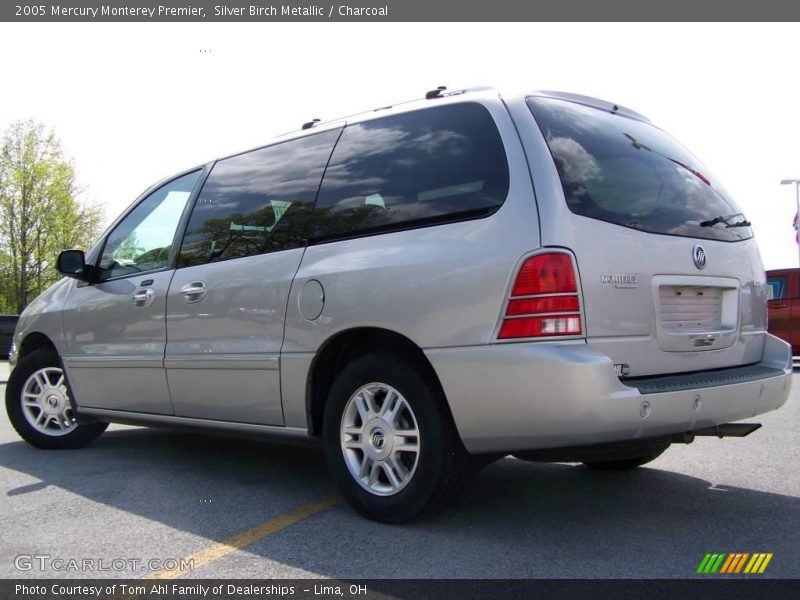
[498,252,582,340]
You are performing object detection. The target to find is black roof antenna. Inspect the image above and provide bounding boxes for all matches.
[302,118,321,130]
[425,86,447,100]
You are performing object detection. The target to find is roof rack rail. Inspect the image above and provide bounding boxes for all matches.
[425,86,447,100]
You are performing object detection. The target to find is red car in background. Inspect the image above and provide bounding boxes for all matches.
[767,268,800,366]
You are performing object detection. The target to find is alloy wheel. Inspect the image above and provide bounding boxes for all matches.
[340,382,420,496]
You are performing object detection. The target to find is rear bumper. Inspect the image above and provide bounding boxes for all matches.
[425,333,792,454]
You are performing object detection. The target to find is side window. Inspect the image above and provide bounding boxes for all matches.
[314,103,509,239]
[99,171,200,280]
[178,129,340,268]
[767,277,787,301]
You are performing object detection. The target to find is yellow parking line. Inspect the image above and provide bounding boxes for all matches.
[147,495,340,579]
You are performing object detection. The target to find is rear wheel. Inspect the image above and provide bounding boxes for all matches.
[323,353,471,523]
[6,349,108,449]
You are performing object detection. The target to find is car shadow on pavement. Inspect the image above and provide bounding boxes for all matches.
[0,426,798,578]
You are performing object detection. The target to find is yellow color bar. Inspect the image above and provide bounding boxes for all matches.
[748,554,766,574]
[758,553,773,574]
[744,554,760,574]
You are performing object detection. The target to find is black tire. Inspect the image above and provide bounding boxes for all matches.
[583,452,664,471]
[6,348,108,449]
[323,353,471,523]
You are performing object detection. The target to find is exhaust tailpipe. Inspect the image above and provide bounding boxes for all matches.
[692,423,762,438]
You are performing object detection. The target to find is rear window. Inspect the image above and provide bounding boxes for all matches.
[313,102,509,240]
[527,97,752,242]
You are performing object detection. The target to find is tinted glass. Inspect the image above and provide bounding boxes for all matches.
[99,171,200,280]
[179,130,340,267]
[767,277,787,300]
[527,97,752,242]
[313,103,509,239]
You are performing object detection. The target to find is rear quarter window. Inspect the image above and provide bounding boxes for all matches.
[313,102,509,240]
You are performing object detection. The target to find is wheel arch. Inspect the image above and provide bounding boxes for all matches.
[18,331,58,361]
[305,327,449,438]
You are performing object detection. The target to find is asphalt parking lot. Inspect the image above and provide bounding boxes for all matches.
[0,361,798,580]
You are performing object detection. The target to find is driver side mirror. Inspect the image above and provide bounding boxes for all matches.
[57,250,97,282]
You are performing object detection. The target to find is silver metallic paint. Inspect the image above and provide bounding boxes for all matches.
[61,271,175,414]
[10,87,792,454]
[77,407,308,439]
[426,333,791,453]
[506,91,768,376]
[164,248,306,425]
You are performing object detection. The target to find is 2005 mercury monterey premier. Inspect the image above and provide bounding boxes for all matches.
[5,87,792,522]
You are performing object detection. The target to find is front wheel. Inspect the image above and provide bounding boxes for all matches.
[6,349,108,449]
[323,353,471,523]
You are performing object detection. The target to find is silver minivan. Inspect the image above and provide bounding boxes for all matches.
[5,87,792,522]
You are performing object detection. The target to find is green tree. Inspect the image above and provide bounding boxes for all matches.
[111,231,145,263]
[0,119,102,313]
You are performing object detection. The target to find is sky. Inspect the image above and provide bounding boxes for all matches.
[0,22,798,270]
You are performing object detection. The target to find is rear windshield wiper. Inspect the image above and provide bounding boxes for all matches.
[623,134,750,232]
[726,219,751,228]
[700,213,746,228]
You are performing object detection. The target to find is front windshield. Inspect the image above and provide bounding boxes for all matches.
[527,96,752,242]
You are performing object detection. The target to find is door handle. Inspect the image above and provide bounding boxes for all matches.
[771,302,788,309]
[180,281,207,303]
[131,288,155,308]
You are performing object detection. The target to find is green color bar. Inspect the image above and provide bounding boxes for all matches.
[697,554,713,573]
[703,554,719,573]
[710,553,727,573]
